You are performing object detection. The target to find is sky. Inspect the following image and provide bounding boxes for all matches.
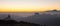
[0,0,60,12]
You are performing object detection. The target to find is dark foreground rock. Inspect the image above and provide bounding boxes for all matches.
[0,20,41,26]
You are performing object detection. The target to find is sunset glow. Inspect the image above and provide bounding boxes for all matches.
[0,0,60,12]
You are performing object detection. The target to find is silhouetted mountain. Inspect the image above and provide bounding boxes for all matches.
[45,9,59,12]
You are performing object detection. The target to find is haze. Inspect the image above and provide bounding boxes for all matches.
[0,0,60,12]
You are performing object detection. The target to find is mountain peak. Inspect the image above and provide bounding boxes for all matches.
[46,9,59,12]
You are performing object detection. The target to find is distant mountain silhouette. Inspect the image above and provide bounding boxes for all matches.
[45,9,60,12]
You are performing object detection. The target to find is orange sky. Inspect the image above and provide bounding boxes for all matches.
[0,0,60,12]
